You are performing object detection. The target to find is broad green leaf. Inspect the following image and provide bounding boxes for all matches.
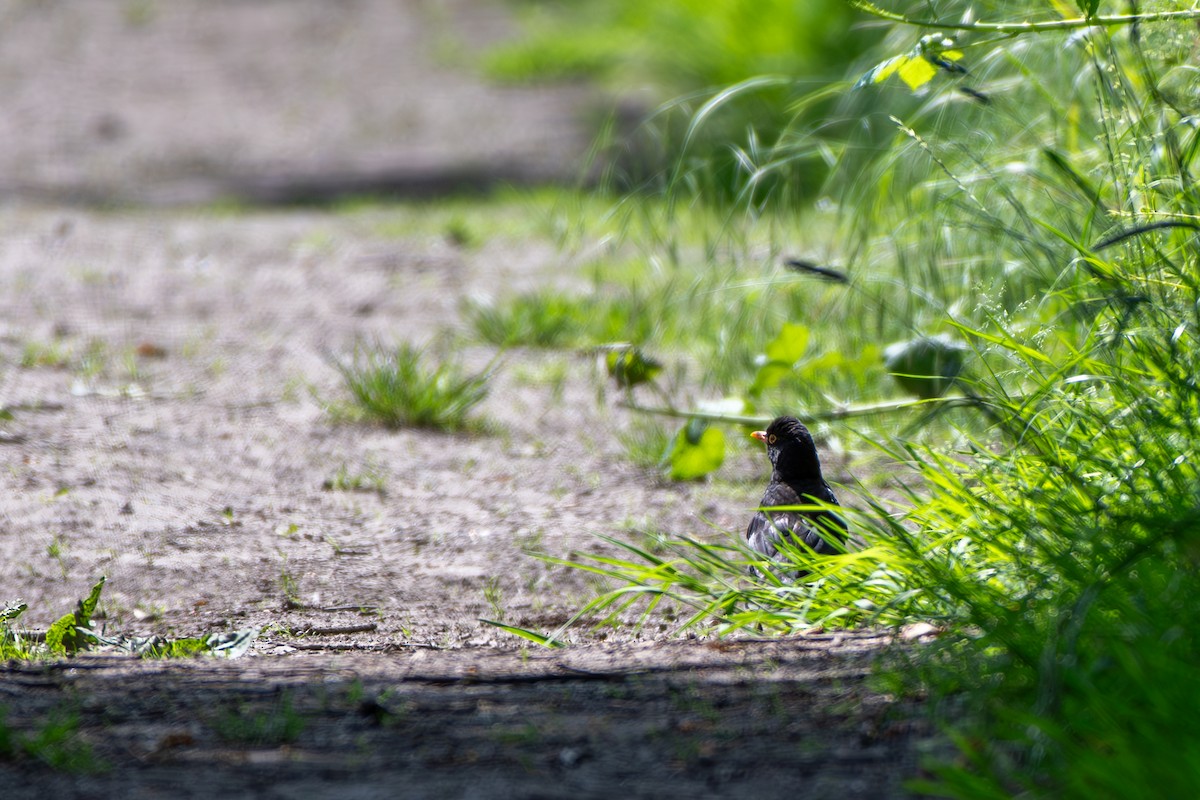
[749,362,792,396]
[667,423,725,481]
[797,350,845,377]
[44,577,106,656]
[856,34,965,92]
[45,612,78,656]
[77,576,106,627]
[764,322,809,364]
[750,323,810,396]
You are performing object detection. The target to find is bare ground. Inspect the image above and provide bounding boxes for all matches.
[0,2,939,796]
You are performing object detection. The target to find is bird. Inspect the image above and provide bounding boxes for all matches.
[746,416,848,574]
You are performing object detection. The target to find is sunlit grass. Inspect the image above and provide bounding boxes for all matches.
[332,343,491,433]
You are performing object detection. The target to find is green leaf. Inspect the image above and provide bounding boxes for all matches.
[749,363,792,397]
[883,335,967,399]
[45,612,78,656]
[605,347,663,389]
[855,34,965,92]
[1,602,27,623]
[750,323,810,397]
[667,423,725,481]
[76,576,106,627]
[44,577,106,656]
[480,618,566,648]
[764,322,809,364]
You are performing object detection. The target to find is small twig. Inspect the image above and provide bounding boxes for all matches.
[286,641,442,652]
[846,1,1200,35]
[288,623,378,637]
[621,395,985,427]
[396,667,661,685]
[4,401,66,412]
[1092,220,1200,251]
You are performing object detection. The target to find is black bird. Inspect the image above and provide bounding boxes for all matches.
[746,416,848,572]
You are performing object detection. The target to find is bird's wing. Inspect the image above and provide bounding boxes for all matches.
[747,482,847,558]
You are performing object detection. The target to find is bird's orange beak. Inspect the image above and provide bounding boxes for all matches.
[751,430,767,443]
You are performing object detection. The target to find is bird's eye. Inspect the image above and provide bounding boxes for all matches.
[768,434,777,444]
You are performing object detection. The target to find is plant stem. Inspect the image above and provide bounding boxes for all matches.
[846,1,1200,35]
[622,395,986,426]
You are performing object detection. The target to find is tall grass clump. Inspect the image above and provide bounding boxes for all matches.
[800,3,1200,794]
[526,0,1200,794]
[333,343,490,432]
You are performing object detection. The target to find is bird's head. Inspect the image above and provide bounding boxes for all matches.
[751,415,822,480]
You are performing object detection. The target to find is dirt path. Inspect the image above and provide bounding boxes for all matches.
[0,3,937,796]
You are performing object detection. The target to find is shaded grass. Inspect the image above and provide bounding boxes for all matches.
[0,706,103,773]
[210,694,306,746]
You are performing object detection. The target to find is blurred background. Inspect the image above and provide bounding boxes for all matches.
[0,0,871,205]
[0,0,594,204]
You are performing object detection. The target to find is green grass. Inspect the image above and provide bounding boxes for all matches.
[332,342,491,432]
[0,602,33,660]
[323,461,387,494]
[467,291,591,348]
[467,255,901,404]
[20,338,72,368]
[210,694,306,746]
